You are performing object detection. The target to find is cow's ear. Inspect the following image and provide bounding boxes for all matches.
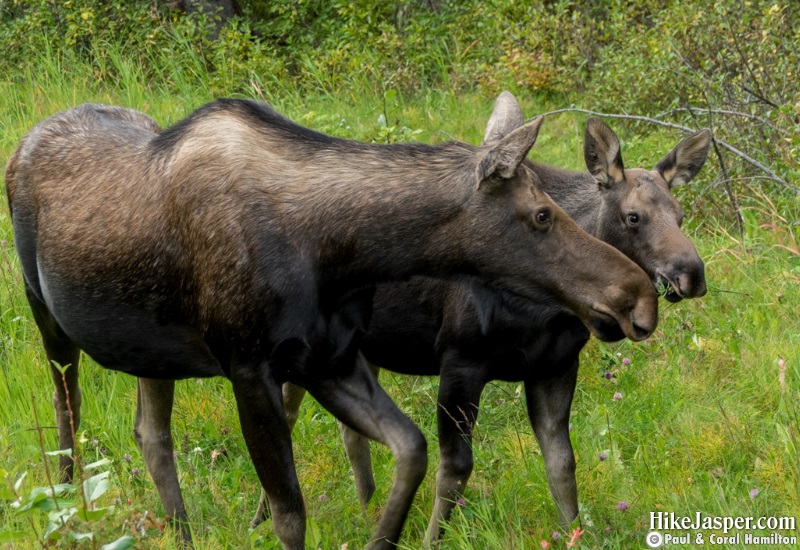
[483,91,525,145]
[477,116,543,183]
[584,117,624,189]
[656,128,712,188]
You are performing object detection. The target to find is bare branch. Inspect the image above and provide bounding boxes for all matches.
[532,108,797,192]
[701,91,744,240]
[655,107,790,136]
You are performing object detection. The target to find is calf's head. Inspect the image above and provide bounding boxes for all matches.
[584,118,711,302]
[453,104,657,342]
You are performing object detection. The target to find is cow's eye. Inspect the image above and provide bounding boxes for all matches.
[627,212,640,227]
[536,209,550,224]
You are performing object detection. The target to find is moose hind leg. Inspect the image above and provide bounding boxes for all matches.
[305,354,427,549]
[525,361,580,528]
[134,378,191,543]
[427,358,486,543]
[338,363,381,509]
[25,284,82,482]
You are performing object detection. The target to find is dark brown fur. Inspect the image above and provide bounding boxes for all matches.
[6,99,658,548]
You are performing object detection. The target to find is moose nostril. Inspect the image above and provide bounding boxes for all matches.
[631,322,653,341]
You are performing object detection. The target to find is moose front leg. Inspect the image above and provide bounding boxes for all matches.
[250,382,309,528]
[232,361,307,550]
[525,360,580,528]
[304,353,427,549]
[134,378,191,543]
[426,357,486,543]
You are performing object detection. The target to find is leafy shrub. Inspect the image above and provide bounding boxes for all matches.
[1,0,797,231]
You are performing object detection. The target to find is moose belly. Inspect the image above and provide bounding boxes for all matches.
[42,281,223,380]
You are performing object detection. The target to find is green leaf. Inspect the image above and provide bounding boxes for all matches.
[83,471,110,503]
[48,506,77,524]
[45,483,77,497]
[70,531,95,542]
[77,505,113,521]
[0,529,26,543]
[84,458,112,471]
[14,491,47,512]
[44,520,63,540]
[46,448,73,457]
[14,471,27,493]
[32,496,74,512]
[100,535,135,550]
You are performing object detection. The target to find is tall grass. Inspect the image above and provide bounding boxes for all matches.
[1,46,798,549]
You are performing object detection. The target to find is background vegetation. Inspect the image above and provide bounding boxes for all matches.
[1,0,798,548]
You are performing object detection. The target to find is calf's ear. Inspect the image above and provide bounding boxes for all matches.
[483,91,525,145]
[584,117,624,188]
[655,128,712,188]
[477,116,543,183]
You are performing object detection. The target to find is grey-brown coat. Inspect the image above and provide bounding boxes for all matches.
[6,99,657,548]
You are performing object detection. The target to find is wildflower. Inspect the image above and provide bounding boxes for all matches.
[92,439,99,448]
[540,541,551,549]
[457,497,466,506]
[613,392,623,401]
[100,447,108,455]
[552,531,561,540]
[599,452,607,461]
[750,488,760,499]
[211,449,222,466]
[131,467,140,476]
[123,453,132,463]
[617,500,628,511]
[622,357,631,366]
[565,527,584,547]
[604,371,613,379]
[319,494,328,503]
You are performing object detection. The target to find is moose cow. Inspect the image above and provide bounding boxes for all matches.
[270,92,712,542]
[6,98,658,548]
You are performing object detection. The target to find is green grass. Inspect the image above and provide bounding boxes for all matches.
[1,58,799,549]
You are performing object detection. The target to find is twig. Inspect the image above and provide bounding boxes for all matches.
[59,365,88,512]
[531,108,797,191]
[700,91,745,241]
[705,286,752,298]
[655,107,790,136]
[31,393,62,518]
[741,85,780,109]
[713,139,796,192]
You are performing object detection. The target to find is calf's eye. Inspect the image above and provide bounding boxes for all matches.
[627,213,640,226]
[536,209,550,224]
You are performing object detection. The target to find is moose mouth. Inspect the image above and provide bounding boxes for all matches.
[654,273,685,303]
[587,307,651,343]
